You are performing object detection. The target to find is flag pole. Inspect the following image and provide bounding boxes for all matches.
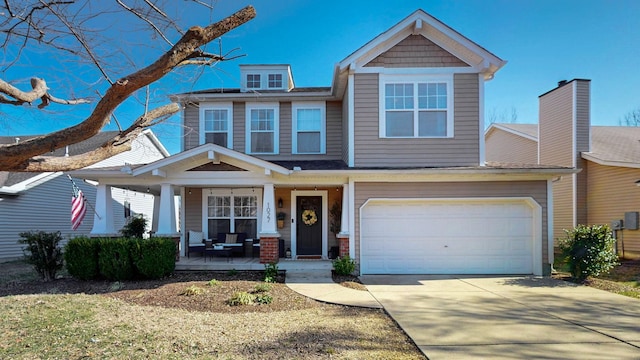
[67,174,102,220]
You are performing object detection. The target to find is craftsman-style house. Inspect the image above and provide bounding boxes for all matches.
[72,10,573,275]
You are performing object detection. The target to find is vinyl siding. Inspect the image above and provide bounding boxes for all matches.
[0,134,164,260]
[365,35,469,68]
[185,100,343,161]
[183,104,199,151]
[539,83,574,167]
[354,181,549,273]
[586,161,640,257]
[342,88,350,164]
[353,73,480,167]
[485,129,538,164]
[575,81,591,226]
[552,177,574,242]
[539,80,591,242]
[183,187,202,233]
[0,176,153,260]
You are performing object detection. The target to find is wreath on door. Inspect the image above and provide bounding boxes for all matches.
[302,209,318,226]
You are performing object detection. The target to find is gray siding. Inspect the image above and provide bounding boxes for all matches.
[183,187,202,233]
[183,104,199,151]
[0,176,152,260]
[342,88,350,164]
[187,100,344,162]
[365,35,469,68]
[354,181,550,273]
[233,102,245,152]
[353,73,480,167]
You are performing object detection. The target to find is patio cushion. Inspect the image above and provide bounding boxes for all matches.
[225,233,238,244]
[188,230,204,246]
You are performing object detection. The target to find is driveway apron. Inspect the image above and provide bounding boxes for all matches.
[361,275,640,360]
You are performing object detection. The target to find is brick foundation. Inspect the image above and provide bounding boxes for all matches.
[259,237,279,264]
[338,237,349,258]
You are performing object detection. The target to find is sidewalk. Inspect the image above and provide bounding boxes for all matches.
[285,270,382,308]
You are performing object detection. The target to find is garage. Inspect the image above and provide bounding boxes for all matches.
[360,198,541,275]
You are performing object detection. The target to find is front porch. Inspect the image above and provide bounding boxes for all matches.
[176,255,333,272]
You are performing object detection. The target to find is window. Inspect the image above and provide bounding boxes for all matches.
[268,74,282,88]
[204,189,260,240]
[292,102,326,154]
[380,74,453,138]
[247,74,261,88]
[245,103,279,154]
[199,103,232,148]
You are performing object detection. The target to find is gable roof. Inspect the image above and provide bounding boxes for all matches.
[485,123,538,142]
[0,131,119,188]
[583,126,640,167]
[338,9,506,79]
[486,123,640,168]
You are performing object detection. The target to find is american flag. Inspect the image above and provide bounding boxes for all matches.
[71,181,87,230]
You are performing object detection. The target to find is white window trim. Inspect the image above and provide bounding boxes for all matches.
[201,188,263,239]
[243,71,288,91]
[268,73,283,89]
[378,73,454,139]
[245,102,280,155]
[246,74,261,89]
[199,102,233,148]
[292,101,326,154]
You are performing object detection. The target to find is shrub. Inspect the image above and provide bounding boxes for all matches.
[98,237,135,280]
[208,279,220,287]
[64,236,100,280]
[131,237,176,279]
[228,291,255,306]
[264,262,278,283]
[333,256,356,276]
[254,283,272,293]
[18,231,64,282]
[558,224,619,282]
[254,293,273,304]
[180,285,205,296]
[120,215,147,239]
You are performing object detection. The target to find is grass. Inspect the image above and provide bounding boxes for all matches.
[0,261,425,359]
[554,257,640,299]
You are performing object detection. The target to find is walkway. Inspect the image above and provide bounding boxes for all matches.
[285,270,382,308]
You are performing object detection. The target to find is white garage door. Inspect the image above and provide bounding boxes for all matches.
[360,199,538,275]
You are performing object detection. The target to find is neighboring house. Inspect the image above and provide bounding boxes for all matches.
[0,130,169,261]
[486,79,640,259]
[71,10,573,275]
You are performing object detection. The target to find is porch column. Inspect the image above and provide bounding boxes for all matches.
[151,194,160,234]
[337,183,350,258]
[259,183,280,264]
[91,184,115,235]
[156,183,177,235]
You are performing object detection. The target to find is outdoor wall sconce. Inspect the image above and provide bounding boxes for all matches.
[278,198,283,208]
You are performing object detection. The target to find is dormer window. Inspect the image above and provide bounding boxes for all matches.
[268,74,282,88]
[246,74,261,89]
[240,65,294,92]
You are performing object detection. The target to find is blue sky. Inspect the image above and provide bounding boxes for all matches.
[1,0,639,155]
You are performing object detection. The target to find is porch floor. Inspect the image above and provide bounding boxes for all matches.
[175,255,333,272]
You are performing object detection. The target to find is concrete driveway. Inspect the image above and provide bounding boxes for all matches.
[360,275,640,359]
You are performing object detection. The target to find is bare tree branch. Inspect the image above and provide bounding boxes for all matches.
[116,0,173,47]
[0,5,256,171]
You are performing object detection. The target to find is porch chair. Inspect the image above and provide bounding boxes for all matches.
[187,230,206,258]
[216,232,247,257]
